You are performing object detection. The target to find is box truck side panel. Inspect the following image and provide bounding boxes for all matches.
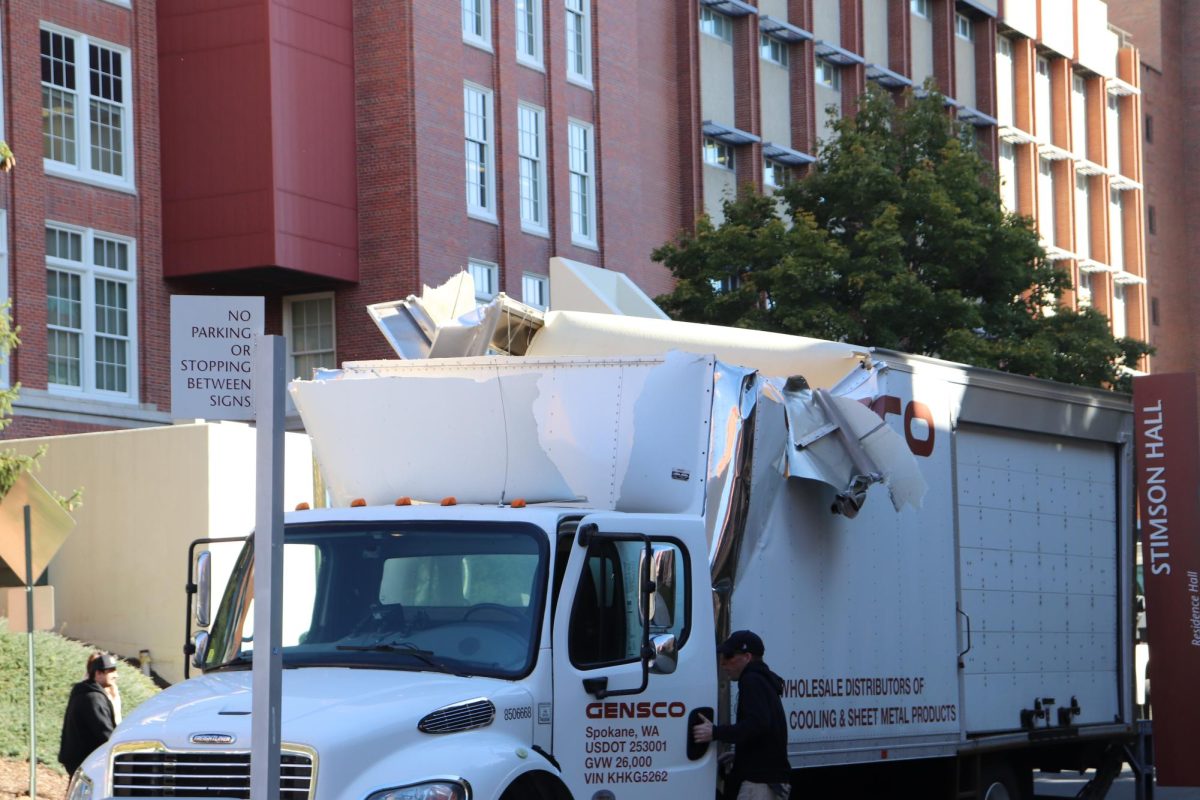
[957,424,1120,733]
[732,367,962,761]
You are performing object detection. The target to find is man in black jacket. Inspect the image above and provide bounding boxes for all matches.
[692,630,790,799]
[58,653,118,775]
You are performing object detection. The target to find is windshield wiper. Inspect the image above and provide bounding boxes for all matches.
[205,653,253,672]
[335,642,467,676]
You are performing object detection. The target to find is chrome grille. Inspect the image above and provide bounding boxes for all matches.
[111,750,314,798]
[418,698,495,734]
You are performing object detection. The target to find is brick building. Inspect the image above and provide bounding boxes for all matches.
[1106,0,1195,375]
[0,0,1149,436]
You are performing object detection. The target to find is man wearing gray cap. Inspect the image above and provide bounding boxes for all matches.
[58,652,119,775]
[692,630,791,799]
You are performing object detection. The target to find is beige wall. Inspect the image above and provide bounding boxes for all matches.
[759,0,789,21]
[704,164,737,223]
[910,14,935,89]
[863,0,889,66]
[700,33,736,125]
[955,34,976,108]
[1040,0,1075,59]
[761,58,792,146]
[812,0,840,44]
[1002,0,1038,39]
[6,423,313,684]
[815,83,841,145]
[1077,0,1118,78]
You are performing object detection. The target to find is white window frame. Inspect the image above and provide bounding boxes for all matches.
[1035,56,1052,141]
[568,119,597,248]
[1077,270,1093,308]
[700,8,733,42]
[763,158,788,188]
[703,137,734,170]
[517,103,549,235]
[955,13,974,41]
[1112,282,1127,338]
[45,221,138,401]
[40,23,135,192]
[760,34,788,67]
[565,0,593,87]
[1074,172,1090,259]
[1037,156,1055,246]
[1109,188,1124,270]
[998,140,1018,212]
[282,292,336,381]
[469,259,499,301]
[1071,73,1088,158]
[464,83,497,222]
[816,56,841,90]
[462,0,492,50]
[911,0,931,20]
[515,0,544,69]
[523,273,549,310]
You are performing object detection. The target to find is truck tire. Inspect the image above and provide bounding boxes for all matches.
[500,771,571,800]
[979,761,1031,800]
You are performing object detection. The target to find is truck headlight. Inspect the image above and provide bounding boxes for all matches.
[65,772,93,800]
[365,782,467,800]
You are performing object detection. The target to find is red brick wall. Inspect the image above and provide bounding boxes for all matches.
[1,0,164,439]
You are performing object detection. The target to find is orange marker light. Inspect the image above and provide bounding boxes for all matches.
[350,498,367,507]
[440,496,457,506]
[395,497,412,506]
[511,498,527,508]
[295,502,311,511]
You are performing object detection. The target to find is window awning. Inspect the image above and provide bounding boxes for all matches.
[1114,271,1147,285]
[1110,173,1142,191]
[1075,158,1111,177]
[702,121,761,146]
[1107,77,1139,97]
[865,63,912,89]
[956,104,997,127]
[998,124,1038,146]
[1042,245,1076,262]
[956,0,998,18]
[759,15,812,43]
[1038,142,1074,161]
[1079,258,1117,274]
[700,0,757,17]
[763,142,816,166]
[814,39,864,66]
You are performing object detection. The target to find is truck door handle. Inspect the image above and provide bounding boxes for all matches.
[957,605,972,668]
[687,706,714,761]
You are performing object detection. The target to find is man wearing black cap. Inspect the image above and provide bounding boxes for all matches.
[693,630,791,799]
[58,653,119,775]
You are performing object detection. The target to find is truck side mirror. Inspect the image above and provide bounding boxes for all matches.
[649,633,677,675]
[641,546,676,630]
[192,631,210,670]
[195,551,212,628]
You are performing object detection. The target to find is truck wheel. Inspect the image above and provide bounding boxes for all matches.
[979,761,1030,800]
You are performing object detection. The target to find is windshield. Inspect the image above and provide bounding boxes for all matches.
[205,522,549,679]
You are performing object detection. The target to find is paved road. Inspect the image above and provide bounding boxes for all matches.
[1036,768,1200,799]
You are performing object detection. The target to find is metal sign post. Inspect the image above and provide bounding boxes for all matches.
[24,504,35,800]
[250,335,285,800]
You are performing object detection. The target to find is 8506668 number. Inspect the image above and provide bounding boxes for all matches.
[504,706,532,721]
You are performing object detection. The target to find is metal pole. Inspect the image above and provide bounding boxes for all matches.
[250,336,285,800]
[24,503,36,799]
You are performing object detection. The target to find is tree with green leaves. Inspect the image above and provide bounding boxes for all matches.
[653,85,1152,390]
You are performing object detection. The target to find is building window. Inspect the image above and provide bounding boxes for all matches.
[516,0,543,67]
[462,0,491,49]
[523,273,549,310]
[1147,204,1156,235]
[955,13,974,41]
[1077,271,1092,308]
[41,26,133,187]
[1071,74,1088,158]
[568,120,597,246]
[1074,172,1090,259]
[763,158,789,188]
[816,56,841,90]
[760,35,788,67]
[700,8,733,42]
[998,140,1018,212]
[517,104,548,234]
[1145,114,1153,143]
[45,224,136,398]
[284,294,336,380]
[911,0,931,19]
[703,138,734,170]
[1109,188,1124,270]
[1151,296,1160,326]
[464,83,496,220]
[1112,283,1127,338]
[566,0,592,85]
[1037,156,1055,246]
[469,260,499,302]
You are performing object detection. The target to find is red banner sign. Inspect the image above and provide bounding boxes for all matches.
[1133,373,1200,787]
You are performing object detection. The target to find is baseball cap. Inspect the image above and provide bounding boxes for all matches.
[90,654,119,673]
[717,630,764,657]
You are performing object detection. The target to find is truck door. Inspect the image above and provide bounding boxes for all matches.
[551,512,717,798]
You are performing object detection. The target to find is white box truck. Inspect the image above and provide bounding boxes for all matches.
[67,306,1142,800]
